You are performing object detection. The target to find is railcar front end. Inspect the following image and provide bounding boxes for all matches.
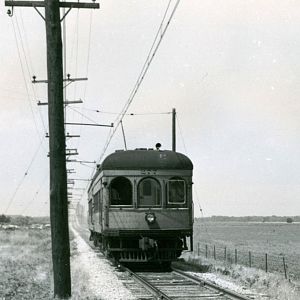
[88,148,193,264]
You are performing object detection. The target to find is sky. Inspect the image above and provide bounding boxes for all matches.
[1,0,300,217]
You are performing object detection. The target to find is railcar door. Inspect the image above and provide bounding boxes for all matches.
[138,178,161,206]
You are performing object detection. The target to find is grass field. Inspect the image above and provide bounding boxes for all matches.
[193,220,300,280]
[0,228,52,299]
[0,226,110,299]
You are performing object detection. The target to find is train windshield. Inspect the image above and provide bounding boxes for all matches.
[110,176,132,206]
[138,178,161,207]
[168,179,186,204]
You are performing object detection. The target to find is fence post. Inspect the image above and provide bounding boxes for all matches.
[213,245,216,260]
[265,253,268,272]
[205,244,208,258]
[283,256,287,279]
[249,251,252,267]
[235,249,237,264]
[197,242,200,256]
[224,247,227,261]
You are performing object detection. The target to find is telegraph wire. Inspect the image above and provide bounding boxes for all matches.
[15,13,34,82]
[19,11,35,76]
[72,10,80,102]
[0,87,34,97]
[67,10,80,128]
[12,15,48,136]
[69,10,79,75]
[4,139,45,214]
[11,17,45,144]
[83,10,93,99]
[16,12,48,134]
[19,173,49,215]
[75,10,94,152]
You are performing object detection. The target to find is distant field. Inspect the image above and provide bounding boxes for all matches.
[193,220,300,280]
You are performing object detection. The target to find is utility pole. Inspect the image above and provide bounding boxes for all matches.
[172,107,176,151]
[5,0,99,298]
[45,0,71,296]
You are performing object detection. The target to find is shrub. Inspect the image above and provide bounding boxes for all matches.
[0,214,11,224]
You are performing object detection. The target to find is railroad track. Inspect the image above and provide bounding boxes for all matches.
[71,222,259,300]
[118,264,256,300]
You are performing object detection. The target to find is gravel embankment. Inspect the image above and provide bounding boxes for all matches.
[70,226,136,300]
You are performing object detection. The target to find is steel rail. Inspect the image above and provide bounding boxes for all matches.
[172,267,253,300]
[119,265,172,300]
[71,222,256,300]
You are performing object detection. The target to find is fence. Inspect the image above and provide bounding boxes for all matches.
[193,243,290,279]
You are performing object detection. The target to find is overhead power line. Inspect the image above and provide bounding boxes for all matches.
[96,0,181,165]
[67,105,100,124]
[13,13,48,135]
[176,114,204,217]
[74,0,181,206]
[4,139,45,214]
[69,10,94,153]
[82,107,172,116]
[19,173,49,215]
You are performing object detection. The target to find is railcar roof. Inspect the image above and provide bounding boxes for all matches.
[100,149,193,170]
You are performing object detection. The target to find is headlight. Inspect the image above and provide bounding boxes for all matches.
[145,212,156,224]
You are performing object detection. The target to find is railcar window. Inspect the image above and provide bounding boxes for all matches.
[168,179,186,204]
[138,178,161,207]
[88,199,93,224]
[110,177,132,206]
[93,192,100,212]
[88,200,93,215]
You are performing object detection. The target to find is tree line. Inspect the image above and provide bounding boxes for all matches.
[196,215,300,223]
[0,214,50,226]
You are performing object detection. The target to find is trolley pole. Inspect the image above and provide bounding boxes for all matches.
[172,108,176,151]
[5,0,99,298]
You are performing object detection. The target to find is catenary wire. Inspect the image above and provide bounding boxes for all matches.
[82,108,172,116]
[96,0,181,165]
[76,0,181,206]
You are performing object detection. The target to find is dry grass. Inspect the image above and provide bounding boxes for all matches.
[0,229,52,299]
[0,227,103,299]
[183,254,300,299]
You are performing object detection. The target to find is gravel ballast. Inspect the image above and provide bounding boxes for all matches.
[70,227,136,300]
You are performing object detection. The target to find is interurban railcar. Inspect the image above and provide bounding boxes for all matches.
[88,147,193,264]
